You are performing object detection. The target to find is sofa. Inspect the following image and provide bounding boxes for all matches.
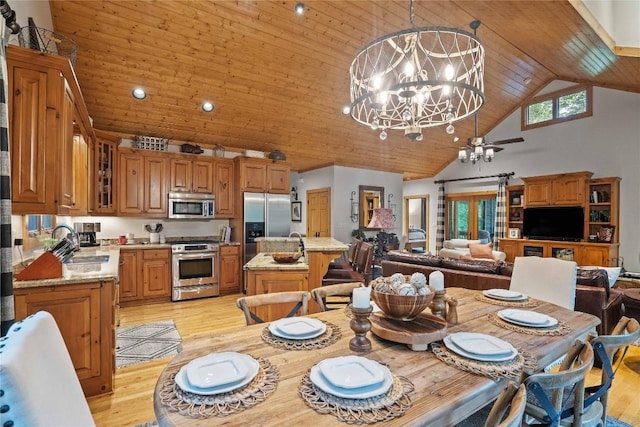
[439,239,507,262]
[381,251,624,335]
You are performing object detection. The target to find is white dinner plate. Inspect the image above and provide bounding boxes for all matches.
[269,317,326,340]
[185,352,249,389]
[175,354,259,395]
[448,332,515,356]
[497,309,558,328]
[310,363,393,399]
[483,289,528,301]
[443,335,518,362]
[317,356,386,389]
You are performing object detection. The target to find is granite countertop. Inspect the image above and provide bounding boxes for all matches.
[254,237,348,252]
[244,252,309,271]
[14,247,121,289]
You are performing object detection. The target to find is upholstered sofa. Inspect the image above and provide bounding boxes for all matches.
[381,251,624,335]
[439,239,507,262]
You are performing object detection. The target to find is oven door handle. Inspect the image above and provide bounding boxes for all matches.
[173,252,217,260]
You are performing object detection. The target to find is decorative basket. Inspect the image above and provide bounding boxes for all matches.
[271,252,302,264]
[133,136,169,151]
[18,26,77,65]
[371,286,435,321]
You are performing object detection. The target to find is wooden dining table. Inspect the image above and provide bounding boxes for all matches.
[153,288,600,426]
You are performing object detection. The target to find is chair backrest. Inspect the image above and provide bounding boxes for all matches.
[236,291,311,325]
[0,311,96,426]
[510,256,578,310]
[484,381,527,427]
[348,238,363,268]
[355,241,374,275]
[310,282,361,311]
[397,234,408,252]
[587,316,640,425]
[523,340,595,427]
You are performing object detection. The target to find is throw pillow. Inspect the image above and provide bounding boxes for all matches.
[469,243,494,260]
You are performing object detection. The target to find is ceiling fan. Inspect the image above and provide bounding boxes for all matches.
[458,113,524,164]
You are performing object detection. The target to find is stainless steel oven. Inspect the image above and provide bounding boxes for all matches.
[171,241,219,301]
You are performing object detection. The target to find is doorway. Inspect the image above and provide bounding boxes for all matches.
[445,191,496,242]
[306,188,331,237]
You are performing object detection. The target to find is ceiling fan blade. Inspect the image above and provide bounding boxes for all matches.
[491,137,524,145]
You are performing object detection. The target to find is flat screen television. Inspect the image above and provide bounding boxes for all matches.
[522,206,584,241]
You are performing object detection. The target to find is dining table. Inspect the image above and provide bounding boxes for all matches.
[153,287,600,426]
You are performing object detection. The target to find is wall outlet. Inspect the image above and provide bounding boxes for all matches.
[14,238,23,246]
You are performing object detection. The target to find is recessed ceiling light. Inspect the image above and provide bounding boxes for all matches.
[202,101,214,112]
[295,2,304,15]
[132,87,146,100]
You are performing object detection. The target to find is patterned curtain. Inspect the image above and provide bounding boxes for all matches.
[1,22,14,336]
[435,183,445,254]
[493,176,508,251]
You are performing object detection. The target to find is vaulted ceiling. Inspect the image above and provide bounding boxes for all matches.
[48,1,640,180]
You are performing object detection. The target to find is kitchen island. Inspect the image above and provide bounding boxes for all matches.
[245,237,348,318]
[13,246,120,396]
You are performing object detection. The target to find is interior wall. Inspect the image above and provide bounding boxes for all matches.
[404,86,640,272]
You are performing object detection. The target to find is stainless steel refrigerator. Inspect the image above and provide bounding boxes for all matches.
[243,193,291,265]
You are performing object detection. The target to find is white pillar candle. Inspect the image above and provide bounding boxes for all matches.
[429,271,445,291]
[352,286,372,308]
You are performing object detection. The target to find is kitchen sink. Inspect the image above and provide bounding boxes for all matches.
[64,255,110,264]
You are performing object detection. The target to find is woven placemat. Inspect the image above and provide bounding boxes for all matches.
[474,293,539,308]
[430,342,537,380]
[299,365,414,424]
[488,313,570,336]
[157,357,279,418]
[262,320,342,350]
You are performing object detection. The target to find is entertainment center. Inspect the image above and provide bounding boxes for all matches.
[499,171,620,267]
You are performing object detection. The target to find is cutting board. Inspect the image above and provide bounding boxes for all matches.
[370,311,447,351]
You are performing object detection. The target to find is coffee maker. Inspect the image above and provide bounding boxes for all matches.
[74,222,101,247]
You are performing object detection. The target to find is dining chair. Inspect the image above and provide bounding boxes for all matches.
[310,282,361,311]
[523,340,602,427]
[585,316,640,426]
[397,234,408,253]
[0,311,96,427]
[484,381,528,427]
[322,241,374,286]
[510,256,578,310]
[236,291,311,325]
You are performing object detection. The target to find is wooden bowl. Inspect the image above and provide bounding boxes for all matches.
[371,287,435,321]
[271,252,302,264]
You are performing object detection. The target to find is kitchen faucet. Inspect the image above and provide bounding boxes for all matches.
[288,232,305,256]
[51,224,80,250]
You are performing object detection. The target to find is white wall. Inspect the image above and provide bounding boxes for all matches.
[405,85,640,272]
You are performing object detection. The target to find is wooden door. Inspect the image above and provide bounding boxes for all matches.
[169,158,192,192]
[214,159,235,217]
[306,188,331,238]
[192,160,214,193]
[119,250,139,301]
[118,153,145,214]
[144,156,168,215]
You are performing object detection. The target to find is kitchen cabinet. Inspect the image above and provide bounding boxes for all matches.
[214,159,235,217]
[236,157,290,194]
[119,248,171,307]
[118,148,169,217]
[69,134,89,216]
[169,157,214,194]
[7,45,94,215]
[93,133,118,215]
[219,245,240,295]
[245,270,309,321]
[14,279,115,397]
[522,171,591,206]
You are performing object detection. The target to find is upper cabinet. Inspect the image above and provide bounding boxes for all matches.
[118,148,168,217]
[7,45,94,215]
[236,157,290,194]
[214,159,235,217]
[522,171,592,206]
[169,157,214,194]
[93,134,118,215]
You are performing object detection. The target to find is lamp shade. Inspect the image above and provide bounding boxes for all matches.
[367,208,395,229]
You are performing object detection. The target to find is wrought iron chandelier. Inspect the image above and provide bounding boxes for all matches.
[348,0,485,141]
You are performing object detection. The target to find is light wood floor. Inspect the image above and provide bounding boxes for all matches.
[88,295,640,427]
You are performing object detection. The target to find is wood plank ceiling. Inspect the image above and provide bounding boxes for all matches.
[48,1,640,180]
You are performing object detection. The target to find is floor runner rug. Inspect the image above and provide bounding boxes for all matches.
[116,320,182,368]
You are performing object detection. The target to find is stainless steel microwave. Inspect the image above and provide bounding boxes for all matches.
[168,192,215,219]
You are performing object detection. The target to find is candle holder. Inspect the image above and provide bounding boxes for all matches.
[349,305,373,352]
[429,289,447,319]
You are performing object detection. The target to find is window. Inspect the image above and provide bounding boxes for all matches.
[522,85,592,130]
[23,215,54,250]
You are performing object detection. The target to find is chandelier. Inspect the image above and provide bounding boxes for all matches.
[348,1,485,141]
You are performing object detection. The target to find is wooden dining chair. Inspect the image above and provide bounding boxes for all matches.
[235,291,311,325]
[523,340,602,427]
[310,282,361,311]
[585,316,640,426]
[510,256,578,310]
[485,381,528,427]
[322,242,374,286]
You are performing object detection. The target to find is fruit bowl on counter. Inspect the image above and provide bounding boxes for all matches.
[271,252,302,264]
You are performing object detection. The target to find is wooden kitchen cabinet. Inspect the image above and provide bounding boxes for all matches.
[14,279,115,397]
[169,157,214,194]
[236,157,290,194]
[69,134,89,216]
[7,45,94,215]
[219,245,240,295]
[267,164,290,193]
[119,248,171,307]
[214,159,235,217]
[118,148,168,217]
[522,171,592,206]
[93,134,118,215]
[246,270,309,321]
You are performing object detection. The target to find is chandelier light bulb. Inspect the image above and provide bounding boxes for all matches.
[474,145,484,156]
[444,63,455,80]
[402,110,412,122]
[485,147,494,160]
[373,75,383,90]
[371,119,379,130]
[458,149,467,161]
[379,129,388,140]
[404,61,414,76]
[446,124,455,134]
[442,84,452,96]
